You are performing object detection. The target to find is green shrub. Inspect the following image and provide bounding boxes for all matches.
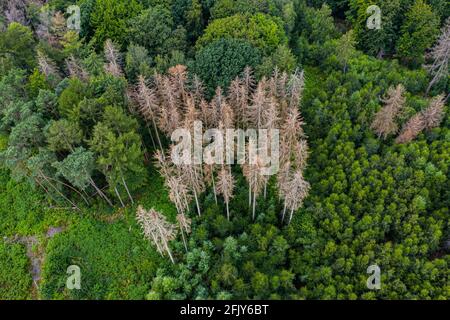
[0,242,32,300]
[196,13,288,55]
[190,38,261,95]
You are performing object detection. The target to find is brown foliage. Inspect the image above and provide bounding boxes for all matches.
[371,84,406,139]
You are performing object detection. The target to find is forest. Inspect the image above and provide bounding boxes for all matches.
[0,0,448,300]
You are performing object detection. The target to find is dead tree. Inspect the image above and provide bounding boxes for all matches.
[66,55,89,81]
[395,94,446,143]
[136,75,164,153]
[216,166,235,220]
[395,113,425,144]
[282,170,311,224]
[425,18,450,95]
[104,39,123,77]
[288,69,305,111]
[421,94,446,130]
[242,155,265,220]
[371,84,406,139]
[136,206,177,264]
[176,213,192,252]
[181,163,205,217]
[37,50,60,80]
[246,78,268,129]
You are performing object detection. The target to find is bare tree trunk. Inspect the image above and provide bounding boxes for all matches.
[146,124,157,150]
[114,187,125,207]
[121,176,134,204]
[248,183,252,208]
[211,167,217,205]
[252,190,257,220]
[35,178,61,205]
[45,175,89,206]
[226,201,230,221]
[164,241,175,264]
[150,232,163,255]
[289,208,294,225]
[41,173,80,210]
[152,119,164,156]
[193,188,201,216]
[154,218,175,264]
[89,178,113,206]
[264,182,267,199]
[180,227,188,252]
[281,202,287,223]
[444,92,450,104]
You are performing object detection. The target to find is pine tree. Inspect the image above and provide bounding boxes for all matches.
[45,119,83,152]
[282,170,310,224]
[37,50,60,81]
[216,166,235,220]
[27,149,81,210]
[104,39,123,77]
[421,94,446,130]
[136,75,164,153]
[242,155,265,220]
[52,147,113,206]
[425,18,450,95]
[136,206,177,263]
[395,113,425,144]
[371,84,406,139]
[246,78,268,129]
[66,55,89,81]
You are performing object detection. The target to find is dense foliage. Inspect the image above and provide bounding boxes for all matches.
[0,0,448,300]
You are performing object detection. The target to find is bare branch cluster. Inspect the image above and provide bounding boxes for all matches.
[425,18,450,95]
[104,39,123,77]
[371,84,406,139]
[396,94,446,144]
[135,65,310,226]
[136,205,177,263]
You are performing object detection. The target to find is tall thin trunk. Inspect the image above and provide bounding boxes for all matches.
[211,168,217,204]
[226,201,230,221]
[89,178,113,206]
[180,227,188,252]
[41,173,80,210]
[152,119,164,156]
[282,202,287,223]
[289,208,294,225]
[174,201,181,216]
[248,183,252,208]
[146,124,157,150]
[150,232,163,255]
[114,187,125,207]
[264,182,267,199]
[252,190,257,220]
[35,178,60,204]
[45,175,89,206]
[164,240,175,264]
[193,188,201,216]
[155,222,175,264]
[121,176,134,204]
